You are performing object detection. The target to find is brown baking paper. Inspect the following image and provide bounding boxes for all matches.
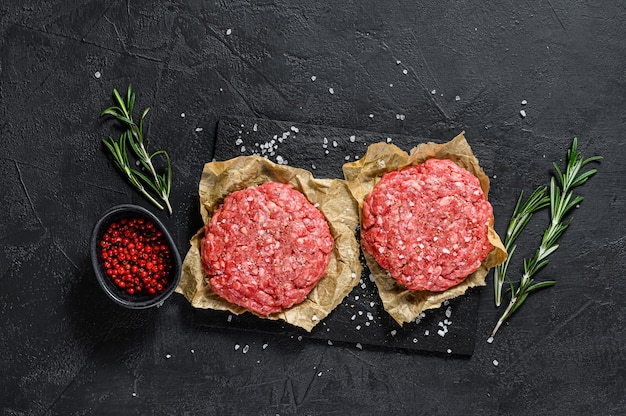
[176,155,362,332]
[343,132,507,326]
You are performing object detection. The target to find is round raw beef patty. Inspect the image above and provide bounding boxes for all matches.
[361,158,494,292]
[201,182,334,315]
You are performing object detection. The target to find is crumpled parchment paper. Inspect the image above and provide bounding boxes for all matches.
[176,155,362,332]
[342,132,507,325]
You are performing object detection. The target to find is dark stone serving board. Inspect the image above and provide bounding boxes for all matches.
[191,115,483,356]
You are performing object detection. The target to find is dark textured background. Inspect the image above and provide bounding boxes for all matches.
[1,1,624,415]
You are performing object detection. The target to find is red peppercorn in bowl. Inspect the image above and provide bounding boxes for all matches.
[90,204,182,309]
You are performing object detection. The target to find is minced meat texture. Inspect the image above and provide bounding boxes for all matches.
[361,158,494,292]
[201,182,334,315]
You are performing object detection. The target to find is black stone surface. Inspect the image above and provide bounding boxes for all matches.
[1,1,625,415]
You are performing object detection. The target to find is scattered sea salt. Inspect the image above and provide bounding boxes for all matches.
[521,99,527,105]
[413,338,418,343]
[368,114,374,118]
[311,75,317,81]
[165,354,171,359]
[455,95,460,101]
[520,109,527,118]
[290,126,299,133]
[396,60,401,65]
[262,343,268,350]
[447,349,452,354]
[297,336,303,341]
[234,344,240,351]
[493,359,499,366]
[431,89,437,95]
[487,337,494,344]
[402,69,408,75]
[312,315,318,321]
[226,28,232,35]
[349,135,356,142]
[390,330,397,336]
[195,127,203,132]
[190,349,195,354]
[94,71,101,79]
[329,87,334,94]
[242,345,249,354]
[356,343,362,350]
[327,340,333,346]
[180,113,185,118]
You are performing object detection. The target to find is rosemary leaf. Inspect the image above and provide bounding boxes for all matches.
[493,186,550,306]
[100,85,173,215]
[491,137,602,337]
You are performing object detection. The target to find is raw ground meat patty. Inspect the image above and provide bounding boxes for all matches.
[361,158,494,292]
[201,182,334,315]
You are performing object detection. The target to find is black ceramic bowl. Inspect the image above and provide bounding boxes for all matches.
[90,204,182,309]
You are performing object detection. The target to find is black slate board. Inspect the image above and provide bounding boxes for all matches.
[192,115,483,356]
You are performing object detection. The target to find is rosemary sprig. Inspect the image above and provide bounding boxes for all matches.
[101,85,173,215]
[491,137,602,337]
[493,186,551,307]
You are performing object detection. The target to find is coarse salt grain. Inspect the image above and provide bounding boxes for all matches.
[312,315,318,321]
[329,87,334,94]
[242,345,249,354]
[390,330,397,336]
[94,71,101,79]
[455,95,460,101]
[180,113,185,118]
[402,69,408,75]
[195,127,203,132]
[165,354,171,359]
[234,344,240,351]
[262,343,268,349]
[520,109,527,118]
[226,28,232,35]
[327,340,333,346]
[356,343,362,350]
[493,360,499,366]
[521,99,527,105]
[487,337,494,344]
[447,349,452,354]
[311,75,317,81]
